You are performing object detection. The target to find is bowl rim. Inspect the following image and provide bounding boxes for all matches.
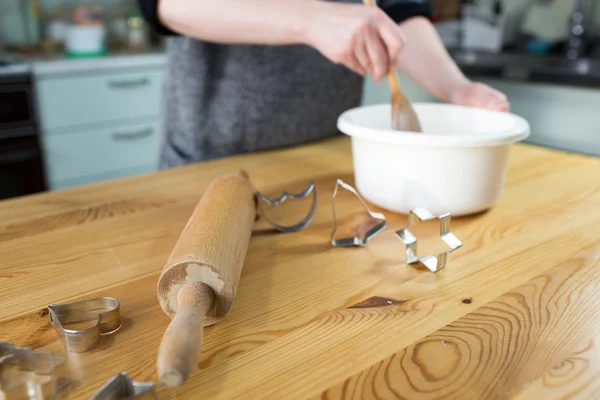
[337,102,531,148]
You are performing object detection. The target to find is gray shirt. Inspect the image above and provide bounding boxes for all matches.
[138,0,431,168]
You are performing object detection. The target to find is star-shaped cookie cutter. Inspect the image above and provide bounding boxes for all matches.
[331,179,387,247]
[89,372,156,399]
[0,342,70,400]
[395,207,462,272]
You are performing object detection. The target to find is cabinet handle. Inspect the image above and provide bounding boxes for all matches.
[107,77,150,89]
[111,128,153,141]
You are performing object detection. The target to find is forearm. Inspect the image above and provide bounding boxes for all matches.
[395,16,469,102]
[158,0,320,44]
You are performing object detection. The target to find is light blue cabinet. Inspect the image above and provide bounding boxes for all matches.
[34,60,165,190]
[361,73,436,106]
[472,78,600,157]
[37,68,164,132]
[41,119,160,188]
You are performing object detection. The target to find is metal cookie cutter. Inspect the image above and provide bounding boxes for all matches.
[48,297,121,353]
[0,342,70,400]
[395,207,462,273]
[331,179,387,247]
[90,372,156,400]
[256,181,318,233]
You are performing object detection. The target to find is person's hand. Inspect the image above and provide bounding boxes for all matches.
[303,3,406,81]
[448,81,509,112]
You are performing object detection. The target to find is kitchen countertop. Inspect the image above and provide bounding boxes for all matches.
[6,46,600,87]
[0,49,167,77]
[31,50,167,76]
[451,49,600,88]
[0,63,30,77]
[6,45,600,86]
[1,137,599,399]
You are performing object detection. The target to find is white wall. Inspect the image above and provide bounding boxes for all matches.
[0,0,36,45]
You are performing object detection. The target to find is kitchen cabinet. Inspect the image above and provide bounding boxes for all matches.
[473,77,600,157]
[42,119,160,189]
[34,59,165,190]
[361,73,436,106]
[37,68,164,131]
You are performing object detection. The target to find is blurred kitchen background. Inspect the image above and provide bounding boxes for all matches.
[0,0,599,200]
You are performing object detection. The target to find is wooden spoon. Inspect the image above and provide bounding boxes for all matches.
[387,72,422,132]
[362,0,422,133]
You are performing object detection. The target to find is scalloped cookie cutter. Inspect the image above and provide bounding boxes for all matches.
[395,207,462,273]
[330,179,387,247]
[256,181,318,233]
[0,342,70,400]
[48,297,121,353]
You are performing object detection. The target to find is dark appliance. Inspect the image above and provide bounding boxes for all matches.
[0,63,47,200]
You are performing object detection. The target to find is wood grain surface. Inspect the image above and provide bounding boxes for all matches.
[0,137,599,399]
[316,244,600,399]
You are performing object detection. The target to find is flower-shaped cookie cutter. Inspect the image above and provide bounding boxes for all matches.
[256,181,318,233]
[395,207,462,272]
[331,179,387,247]
[48,297,121,353]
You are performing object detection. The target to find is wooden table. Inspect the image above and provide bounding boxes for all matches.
[1,137,600,399]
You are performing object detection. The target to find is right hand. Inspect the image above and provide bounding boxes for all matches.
[449,82,510,112]
[303,3,406,81]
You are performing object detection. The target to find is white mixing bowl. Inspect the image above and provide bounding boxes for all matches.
[336,103,530,216]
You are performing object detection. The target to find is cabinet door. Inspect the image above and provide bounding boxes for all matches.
[41,119,160,189]
[36,68,164,131]
[475,78,600,157]
[361,73,437,106]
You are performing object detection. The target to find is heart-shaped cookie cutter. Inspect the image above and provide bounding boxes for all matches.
[256,181,318,233]
[48,297,121,353]
[330,179,387,247]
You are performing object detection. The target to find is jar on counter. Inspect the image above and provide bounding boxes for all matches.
[107,5,128,50]
[126,9,149,52]
[64,2,107,57]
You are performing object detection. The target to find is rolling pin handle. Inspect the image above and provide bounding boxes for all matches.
[157,281,215,388]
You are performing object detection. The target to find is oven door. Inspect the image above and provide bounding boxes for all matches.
[0,136,46,200]
[0,81,36,138]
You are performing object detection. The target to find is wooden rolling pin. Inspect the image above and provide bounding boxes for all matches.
[156,171,257,388]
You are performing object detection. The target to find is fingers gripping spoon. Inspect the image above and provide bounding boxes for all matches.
[362,0,422,133]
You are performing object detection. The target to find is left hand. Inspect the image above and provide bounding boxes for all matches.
[448,81,509,112]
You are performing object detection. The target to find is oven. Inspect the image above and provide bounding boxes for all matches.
[0,67,47,200]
